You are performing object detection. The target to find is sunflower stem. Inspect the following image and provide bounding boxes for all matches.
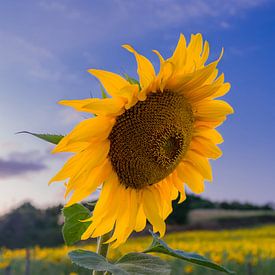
[92,232,111,275]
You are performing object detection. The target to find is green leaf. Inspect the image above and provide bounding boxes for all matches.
[116,252,170,275]
[144,230,235,274]
[69,250,122,274]
[69,250,171,275]
[17,131,64,145]
[123,74,141,89]
[62,204,91,246]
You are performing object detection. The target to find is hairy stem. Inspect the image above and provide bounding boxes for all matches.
[92,232,111,275]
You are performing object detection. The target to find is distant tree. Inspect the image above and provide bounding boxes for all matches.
[0,197,273,248]
[219,201,273,210]
[167,198,190,225]
[0,203,63,249]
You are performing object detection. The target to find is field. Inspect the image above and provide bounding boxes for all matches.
[1,224,275,275]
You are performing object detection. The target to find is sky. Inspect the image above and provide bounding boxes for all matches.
[0,0,275,213]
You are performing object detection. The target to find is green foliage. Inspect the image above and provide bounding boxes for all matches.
[219,201,272,211]
[0,198,273,248]
[17,131,64,145]
[186,194,272,211]
[144,231,234,274]
[100,84,108,98]
[62,204,92,246]
[116,252,170,275]
[167,195,273,225]
[2,258,275,275]
[123,74,141,89]
[166,198,190,224]
[69,250,170,275]
[0,203,63,249]
[69,250,116,273]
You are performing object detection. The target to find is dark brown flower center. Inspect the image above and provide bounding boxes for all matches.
[108,90,194,189]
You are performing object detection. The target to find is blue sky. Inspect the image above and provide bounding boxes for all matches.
[0,0,274,213]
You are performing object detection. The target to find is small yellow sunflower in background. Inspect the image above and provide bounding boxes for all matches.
[50,33,233,247]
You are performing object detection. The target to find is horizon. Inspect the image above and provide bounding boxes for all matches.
[1,192,273,217]
[1,0,275,214]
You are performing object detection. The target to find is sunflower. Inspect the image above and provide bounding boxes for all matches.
[51,33,233,247]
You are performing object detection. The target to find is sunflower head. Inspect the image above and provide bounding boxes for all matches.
[51,33,233,247]
[109,90,194,189]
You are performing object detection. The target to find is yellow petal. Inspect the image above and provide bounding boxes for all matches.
[88,69,129,97]
[212,82,231,98]
[171,185,179,201]
[78,140,110,171]
[59,98,96,113]
[184,61,218,89]
[184,33,203,72]
[84,98,125,115]
[189,136,222,159]
[92,172,119,218]
[66,159,112,206]
[200,40,210,67]
[176,162,205,194]
[205,69,219,85]
[194,128,224,144]
[193,100,234,120]
[118,84,139,109]
[152,49,164,65]
[164,175,178,201]
[155,181,173,219]
[89,174,121,239]
[187,34,203,60]
[109,188,138,244]
[106,187,132,247]
[52,129,91,153]
[112,189,139,247]
[185,150,213,181]
[54,117,114,151]
[81,173,119,240]
[143,188,166,237]
[183,84,220,103]
[179,192,187,204]
[157,61,174,92]
[59,97,126,116]
[194,118,226,129]
[172,61,218,93]
[55,140,110,188]
[169,33,187,71]
[122,44,155,88]
[152,185,171,219]
[188,33,203,56]
[49,152,85,184]
[135,201,147,232]
[171,172,186,203]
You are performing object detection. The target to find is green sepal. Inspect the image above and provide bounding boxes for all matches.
[62,204,91,246]
[17,131,64,145]
[100,84,108,98]
[123,74,141,90]
[144,230,235,274]
[69,250,171,275]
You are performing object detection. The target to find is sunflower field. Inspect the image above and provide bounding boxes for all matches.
[1,224,274,275]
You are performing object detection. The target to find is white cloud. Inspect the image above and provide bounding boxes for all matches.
[111,0,269,30]
[0,31,77,83]
[39,1,67,12]
[0,0,266,82]
[38,1,81,19]
[228,45,260,56]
